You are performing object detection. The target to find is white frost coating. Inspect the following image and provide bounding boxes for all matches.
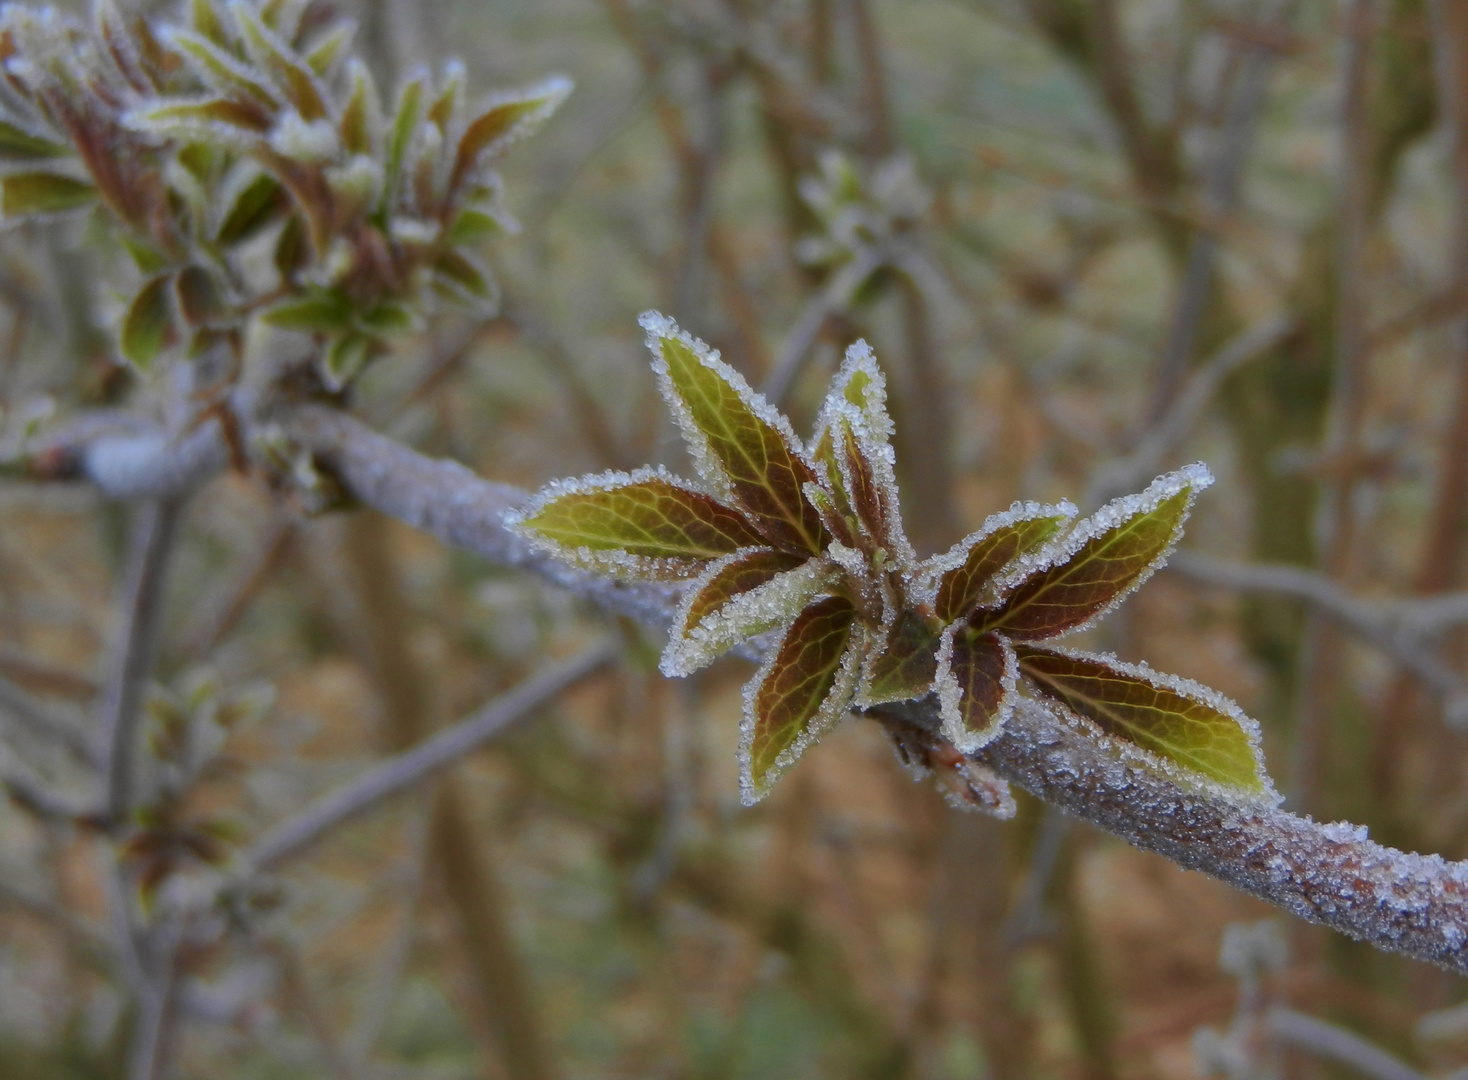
[983,463,1214,637]
[269,111,340,164]
[639,310,820,504]
[933,624,1019,752]
[810,339,893,451]
[163,27,287,107]
[825,403,917,573]
[503,464,722,581]
[1321,820,1369,843]
[853,577,905,709]
[913,499,1080,608]
[738,621,866,805]
[661,557,840,678]
[1020,642,1281,806]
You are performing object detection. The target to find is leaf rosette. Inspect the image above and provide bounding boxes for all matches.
[512,313,1278,808]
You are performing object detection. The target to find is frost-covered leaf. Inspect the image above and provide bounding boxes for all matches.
[447,204,509,245]
[1014,644,1273,797]
[508,467,768,580]
[676,547,804,640]
[829,409,913,568]
[165,29,280,106]
[741,595,860,803]
[120,274,175,371]
[858,607,942,705]
[215,170,284,243]
[303,22,353,77]
[338,60,381,156]
[261,288,352,332]
[936,626,1017,751]
[0,118,68,159]
[186,0,227,45]
[382,73,424,206]
[426,60,464,133]
[0,172,95,216]
[811,339,893,449]
[927,501,1077,623]
[643,311,827,556]
[358,300,416,335]
[273,214,308,278]
[664,551,832,677]
[126,96,271,145]
[233,3,328,121]
[448,76,572,194]
[977,465,1211,641]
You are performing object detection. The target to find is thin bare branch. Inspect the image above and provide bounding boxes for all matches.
[1268,1007,1428,1080]
[99,498,183,824]
[0,670,95,763]
[247,642,617,871]
[761,244,885,404]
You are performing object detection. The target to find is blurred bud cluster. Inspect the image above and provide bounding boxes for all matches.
[794,148,930,269]
[0,0,568,390]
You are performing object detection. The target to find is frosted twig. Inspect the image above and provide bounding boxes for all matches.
[0,671,95,764]
[1087,314,1294,509]
[1166,551,1468,714]
[1268,1008,1427,1080]
[246,642,617,871]
[99,498,184,824]
[761,244,886,405]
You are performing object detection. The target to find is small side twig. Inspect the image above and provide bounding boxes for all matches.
[1268,1008,1427,1080]
[245,642,616,871]
[0,670,95,764]
[761,244,885,404]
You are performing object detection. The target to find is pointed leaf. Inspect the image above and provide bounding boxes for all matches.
[676,547,805,638]
[322,333,371,390]
[187,0,227,45]
[382,73,424,208]
[303,22,354,77]
[1014,644,1273,797]
[216,171,284,244]
[859,607,942,705]
[261,288,352,332]
[164,29,281,106]
[447,204,509,245]
[232,2,328,121]
[977,465,1212,641]
[174,265,228,326]
[740,595,860,804]
[0,172,95,215]
[508,467,769,580]
[426,60,465,133]
[339,60,382,156]
[811,338,893,450]
[126,96,271,144]
[120,274,175,372]
[0,118,68,159]
[936,627,1017,751]
[827,407,913,568]
[664,556,840,678]
[928,501,1077,623]
[431,248,498,314]
[643,311,828,556]
[448,76,571,195]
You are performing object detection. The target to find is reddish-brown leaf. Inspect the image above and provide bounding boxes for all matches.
[977,475,1202,641]
[931,506,1074,623]
[938,627,1017,750]
[679,548,805,636]
[646,314,828,555]
[743,595,858,801]
[1014,644,1271,794]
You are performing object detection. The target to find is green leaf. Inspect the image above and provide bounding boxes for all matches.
[0,172,96,216]
[742,595,859,803]
[447,204,507,245]
[977,466,1211,641]
[382,74,425,208]
[322,333,372,390]
[120,274,175,372]
[677,547,805,636]
[165,29,281,106]
[936,628,1017,751]
[509,468,770,579]
[811,339,894,450]
[233,3,328,121]
[303,23,354,77]
[858,608,942,706]
[826,409,911,567]
[0,118,68,159]
[426,60,465,133]
[448,76,572,195]
[187,0,227,45]
[216,172,285,244]
[643,312,828,556]
[122,236,169,274]
[262,288,352,333]
[273,214,308,279]
[431,249,498,314]
[1014,644,1273,796]
[339,60,382,158]
[358,301,416,335]
[929,503,1076,623]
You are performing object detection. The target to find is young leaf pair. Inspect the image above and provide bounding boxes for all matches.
[510,314,1277,807]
